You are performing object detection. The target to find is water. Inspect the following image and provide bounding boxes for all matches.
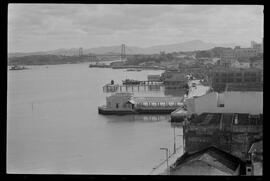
[7,63,184,174]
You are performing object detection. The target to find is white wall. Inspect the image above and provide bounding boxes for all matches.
[189,91,263,115]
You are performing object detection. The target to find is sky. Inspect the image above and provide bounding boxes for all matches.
[8,4,264,53]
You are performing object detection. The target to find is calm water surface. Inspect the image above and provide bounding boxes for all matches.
[7,63,184,174]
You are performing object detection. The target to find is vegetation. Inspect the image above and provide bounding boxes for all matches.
[8,54,99,65]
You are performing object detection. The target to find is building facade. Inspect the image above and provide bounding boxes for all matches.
[210,68,263,92]
[161,71,188,89]
[184,91,263,115]
[183,113,262,161]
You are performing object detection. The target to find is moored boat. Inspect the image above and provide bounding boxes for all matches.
[9,65,28,70]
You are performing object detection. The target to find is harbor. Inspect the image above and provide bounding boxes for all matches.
[7,4,263,176]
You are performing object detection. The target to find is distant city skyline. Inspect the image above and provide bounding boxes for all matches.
[8,4,263,53]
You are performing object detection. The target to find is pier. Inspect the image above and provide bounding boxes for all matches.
[98,94,184,115]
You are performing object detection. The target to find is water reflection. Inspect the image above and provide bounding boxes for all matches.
[102,114,171,123]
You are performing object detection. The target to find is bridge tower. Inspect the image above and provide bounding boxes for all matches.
[121,44,126,61]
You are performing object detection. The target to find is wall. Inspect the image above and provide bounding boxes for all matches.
[188,91,263,115]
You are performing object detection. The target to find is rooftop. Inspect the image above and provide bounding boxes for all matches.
[212,67,263,73]
[189,113,263,126]
[190,113,221,126]
[248,140,263,154]
[173,146,243,174]
[132,96,184,104]
[225,83,263,92]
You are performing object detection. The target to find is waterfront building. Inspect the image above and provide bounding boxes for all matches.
[234,46,258,60]
[161,71,188,89]
[231,60,250,69]
[147,75,161,82]
[170,146,244,175]
[98,93,183,115]
[184,90,263,115]
[183,113,262,161]
[210,67,263,92]
[98,93,135,114]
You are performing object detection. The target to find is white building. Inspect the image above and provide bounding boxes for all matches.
[184,91,263,115]
[231,60,250,69]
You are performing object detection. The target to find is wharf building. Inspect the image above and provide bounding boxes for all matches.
[98,92,184,115]
[161,71,189,90]
[209,67,263,92]
[181,86,263,162]
[183,112,262,161]
[178,63,207,80]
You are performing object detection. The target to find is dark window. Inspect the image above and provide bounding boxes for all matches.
[218,104,225,107]
[116,103,119,109]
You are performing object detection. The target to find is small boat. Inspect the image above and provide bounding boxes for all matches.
[9,65,28,70]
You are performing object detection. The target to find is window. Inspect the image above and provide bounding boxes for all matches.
[116,103,119,109]
[218,104,225,107]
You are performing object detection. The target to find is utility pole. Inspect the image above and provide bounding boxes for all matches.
[160,148,170,175]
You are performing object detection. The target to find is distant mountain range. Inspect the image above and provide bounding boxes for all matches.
[9,40,237,57]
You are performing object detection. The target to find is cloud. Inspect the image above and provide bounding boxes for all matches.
[8,4,263,52]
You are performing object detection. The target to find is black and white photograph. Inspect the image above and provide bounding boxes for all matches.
[6,4,263,175]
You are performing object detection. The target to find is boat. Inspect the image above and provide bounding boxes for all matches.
[89,62,109,68]
[9,65,28,70]
[122,79,141,85]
